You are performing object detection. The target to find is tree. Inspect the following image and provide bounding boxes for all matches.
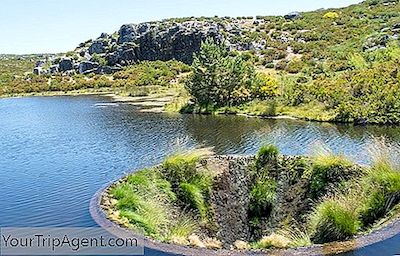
[185,38,257,108]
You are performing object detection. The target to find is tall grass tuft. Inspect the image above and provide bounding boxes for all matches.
[109,168,176,239]
[309,146,357,197]
[358,142,400,226]
[309,197,360,244]
[162,148,214,220]
[278,225,312,247]
[179,182,208,219]
[162,148,212,185]
[256,144,279,167]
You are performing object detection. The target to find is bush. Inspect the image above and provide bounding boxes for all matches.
[185,38,259,108]
[323,12,339,19]
[162,150,204,186]
[179,182,208,219]
[249,179,277,217]
[358,162,400,226]
[309,199,360,243]
[109,168,175,238]
[309,152,357,197]
[252,74,279,99]
[256,144,279,167]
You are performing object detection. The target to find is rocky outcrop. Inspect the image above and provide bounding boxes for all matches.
[59,58,74,72]
[34,18,271,75]
[284,12,302,20]
[78,61,99,74]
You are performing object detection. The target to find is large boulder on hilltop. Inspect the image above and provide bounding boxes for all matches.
[284,11,301,20]
[118,24,139,44]
[363,33,391,51]
[59,58,74,72]
[131,22,222,63]
[89,39,107,54]
[118,23,151,44]
[33,67,42,75]
[35,60,45,67]
[49,65,59,74]
[78,61,99,74]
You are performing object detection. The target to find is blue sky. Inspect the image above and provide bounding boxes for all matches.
[0,0,362,54]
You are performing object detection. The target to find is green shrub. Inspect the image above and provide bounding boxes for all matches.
[162,148,212,180]
[185,38,259,108]
[109,168,177,238]
[359,163,400,226]
[309,199,360,243]
[256,144,279,167]
[179,182,208,219]
[249,179,277,217]
[162,151,203,185]
[310,152,356,197]
[165,216,198,242]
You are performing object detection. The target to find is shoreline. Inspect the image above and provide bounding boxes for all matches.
[0,89,112,99]
[2,91,398,126]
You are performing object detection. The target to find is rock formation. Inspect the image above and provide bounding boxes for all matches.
[34,18,273,75]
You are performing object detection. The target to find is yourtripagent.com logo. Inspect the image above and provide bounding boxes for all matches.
[0,228,144,255]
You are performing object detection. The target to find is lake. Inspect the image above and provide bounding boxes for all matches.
[1,95,399,255]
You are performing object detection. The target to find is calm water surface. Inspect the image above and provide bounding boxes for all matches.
[1,96,399,255]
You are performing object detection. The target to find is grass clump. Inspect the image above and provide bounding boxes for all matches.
[164,216,198,245]
[309,198,360,244]
[309,150,356,197]
[256,144,279,167]
[249,179,277,217]
[110,165,204,242]
[358,160,400,226]
[278,226,312,247]
[179,182,208,219]
[109,168,176,239]
[252,233,291,249]
[162,149,211,185]
[162,149,214,220]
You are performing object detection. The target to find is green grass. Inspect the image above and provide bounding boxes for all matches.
[309,151,357,197]
[162,149,209,185]
[164,216,198,243]
[107,145,400,248]
[107,150,214,241]
[109,168,177,239]
[309,199,361,244]
[249,179,277,217]
[256,144,279,167]
[278,226,312,247]
[179,182,208,219]
[216,99,277,117]
[307,144,400,244]
[276,102,338,122]
[163,149,214,221]
[358,160,400,226]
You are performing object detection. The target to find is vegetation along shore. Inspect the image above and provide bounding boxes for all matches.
[99,145,400,253]
[1,0,399,124]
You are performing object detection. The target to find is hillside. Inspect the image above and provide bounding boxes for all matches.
[1,0,400,123]
[29,0,399,74]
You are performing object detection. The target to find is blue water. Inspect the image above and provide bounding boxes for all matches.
[1,95,399,255]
